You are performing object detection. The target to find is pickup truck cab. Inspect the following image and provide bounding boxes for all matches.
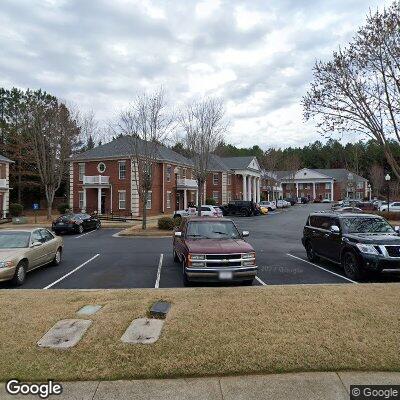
[173,217,257,285]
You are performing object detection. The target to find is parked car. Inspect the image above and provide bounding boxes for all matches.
[333,207,363,213]
[276,199,288,208]
[259,205,269,215]
[173,217,257,285]
[284,197,297,206]
[0,229,63,285]
[173,205,222,219]
[302,211,400,280]
[300,197,310,204]
[321,198,332,203]
[220,200,260,217]
[52,213,101,234]
[259,201,276,211]
[379,202,400,212]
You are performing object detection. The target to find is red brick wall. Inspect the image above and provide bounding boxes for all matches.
[72,159,132,215]
[206,172,222,204]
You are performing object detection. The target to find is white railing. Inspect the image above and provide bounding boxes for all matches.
[0,179,7,188]
[83,175,110,185]
[177,178,198,189]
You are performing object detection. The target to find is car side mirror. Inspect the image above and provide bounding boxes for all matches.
[394,226,400,234]
[242,231,249,237]
[330,225,340,234]
[31,241,42,248]
[174,231,182,237]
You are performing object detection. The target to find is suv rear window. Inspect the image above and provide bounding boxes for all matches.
[309,215,338,230]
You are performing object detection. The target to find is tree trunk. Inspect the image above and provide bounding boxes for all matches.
[17,168,22,204]
[45,187,54,220]
[142,196,147,230]
[197,179,203,216]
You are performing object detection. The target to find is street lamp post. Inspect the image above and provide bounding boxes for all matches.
[385,174,391,212]
[368,183,371,201]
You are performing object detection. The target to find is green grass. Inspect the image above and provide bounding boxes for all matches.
[0,284,399,381]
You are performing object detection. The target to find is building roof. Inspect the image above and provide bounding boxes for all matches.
[70,136,193,166]
[313,168,367,182]
[0,154,14,163]
[222,156,258,171]
[268,168,367,182]
[207,154,229,171]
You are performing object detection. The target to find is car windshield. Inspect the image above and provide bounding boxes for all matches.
[0,232,30,248]
[186,221,240,239]
[341,217,395,234]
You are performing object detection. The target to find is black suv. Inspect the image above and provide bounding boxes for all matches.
[302,212,400,280]
[220,201,260,217]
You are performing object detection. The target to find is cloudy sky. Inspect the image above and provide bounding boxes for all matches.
[0,0,391,148]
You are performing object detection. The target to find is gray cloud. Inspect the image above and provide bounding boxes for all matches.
[0,0,393,148]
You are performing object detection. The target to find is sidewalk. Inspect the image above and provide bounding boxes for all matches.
[1,371,400,399]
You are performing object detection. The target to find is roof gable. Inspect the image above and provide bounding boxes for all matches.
[221,156,260,172]
[281,168,332,181]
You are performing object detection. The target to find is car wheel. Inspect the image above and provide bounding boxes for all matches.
[77,225,84,234]
[243,279,254,286]
[305,241,318,262]
[342,251,362,281]
[11,261,27,286]
[52,247,62,266]
[173,249,180,263]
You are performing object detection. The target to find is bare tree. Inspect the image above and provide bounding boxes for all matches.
[369,164,384,196]
[179,98,227,216]
[26,91,80,219]
[116,88,172,229]
[283,155,301,198]
[303,2,400,180]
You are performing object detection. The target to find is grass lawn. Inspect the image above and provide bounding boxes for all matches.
[1,284,400,382]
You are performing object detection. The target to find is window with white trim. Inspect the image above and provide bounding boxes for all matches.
[118,191,126,210]
[227,174,232,185]
[227,191,232,202]
[325,182,331,190]
[183,168,187,179]
[166,191,171,209]
[212,191,219,202]
[357,181,364,189]
[97,162,106,173]
[213,173,219,185]
[79,191,84,210]
[118,161,126,179]
[146,191,152,209]
[324,192,331,200]
[78,163,85,181]
[166,165,171,182]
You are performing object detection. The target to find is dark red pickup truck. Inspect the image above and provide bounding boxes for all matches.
[173,216,257,285]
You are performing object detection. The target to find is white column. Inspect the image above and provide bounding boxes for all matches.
[312,182,316,199]
[2,192,6,218]
[98,187,102,214]
[257,178,261,203]
[83,188,87,211]
[183,189,187,209]
[331,180,334,201]
[296,182,299,198]
[242,174,247,200]
[252,176,256,201]
[247,176,252,200]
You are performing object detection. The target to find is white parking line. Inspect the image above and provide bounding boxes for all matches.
[75,230,96,239]
[255,276,267,285]
[286,253,357,284]
[155,253,163,288]
[43,254,100,289]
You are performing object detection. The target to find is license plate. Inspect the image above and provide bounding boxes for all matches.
[219,271,233,280]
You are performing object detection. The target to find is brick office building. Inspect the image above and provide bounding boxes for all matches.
[69,137,262,217]
[274,168,368,201]
[0,154,13,218]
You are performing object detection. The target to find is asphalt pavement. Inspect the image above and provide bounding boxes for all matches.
[1,203,400,289]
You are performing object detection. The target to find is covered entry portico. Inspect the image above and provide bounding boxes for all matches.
[82,175,111,214]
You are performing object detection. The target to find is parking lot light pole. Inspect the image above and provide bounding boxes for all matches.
[385,174,391,212]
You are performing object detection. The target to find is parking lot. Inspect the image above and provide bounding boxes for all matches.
[2,203,400,290]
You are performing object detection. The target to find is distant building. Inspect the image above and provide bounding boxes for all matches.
[265,168,368,201]
[0,155,13,217]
